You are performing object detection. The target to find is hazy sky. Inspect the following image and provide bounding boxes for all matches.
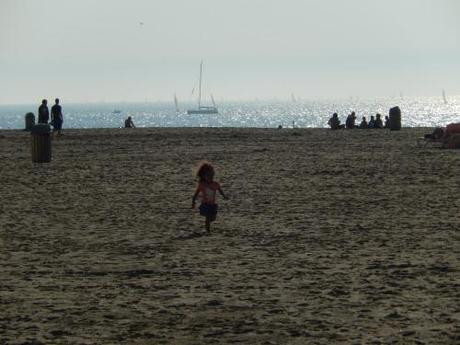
[1,0,459,104]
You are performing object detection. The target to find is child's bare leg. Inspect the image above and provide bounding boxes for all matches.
[205,217,211,233]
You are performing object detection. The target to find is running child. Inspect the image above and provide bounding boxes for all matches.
[192,162,227,233]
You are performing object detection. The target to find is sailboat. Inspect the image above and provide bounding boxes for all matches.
[442,89,448,104]
[174,93,180,113]
[210,94,217,108]
[187,61,218,114]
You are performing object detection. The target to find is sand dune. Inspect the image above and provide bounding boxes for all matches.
[1,127,459,344]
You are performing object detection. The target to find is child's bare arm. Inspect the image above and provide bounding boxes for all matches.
[218,187,228,200]
[192,190,199,207]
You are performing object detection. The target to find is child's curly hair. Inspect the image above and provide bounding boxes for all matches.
[196,162,215,182]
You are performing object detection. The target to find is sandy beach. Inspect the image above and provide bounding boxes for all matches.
[0,127,459,344]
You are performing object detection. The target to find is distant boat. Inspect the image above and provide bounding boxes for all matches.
[174,93,180,113]
[442,89,448,104]
[210,94,217,107]
[291,93,297,103]
[113,109,122,114]
[187,61,218,114]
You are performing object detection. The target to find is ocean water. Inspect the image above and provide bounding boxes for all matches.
[0,97,459,129]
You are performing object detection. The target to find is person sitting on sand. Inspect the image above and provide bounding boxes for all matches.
[359,116,368,129]
[368,115,376,128]
[424,127,445,140]
[442,123,460,148]
[124,116,136,128]
[328,113,343,130]
[192,162,228,234]
[374,113,383,129]
[345,111,357,129]
[423,123,460,148]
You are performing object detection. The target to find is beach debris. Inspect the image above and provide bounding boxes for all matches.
[24,112,35,131]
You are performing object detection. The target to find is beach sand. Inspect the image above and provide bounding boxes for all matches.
[1,127,459,344]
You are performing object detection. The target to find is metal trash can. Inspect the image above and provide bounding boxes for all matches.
[25,112,35,131]
[389,106,401,131]
[31,124,52,163]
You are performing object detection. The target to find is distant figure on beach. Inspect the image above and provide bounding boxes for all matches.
[368,115,376,129]
[38,99,49,124]
[192,162,228,234]
[374,113,383,129]
[345,111,357,129]
[51,98,63,137]
[420,124,460,149]
[359,116,368,129]
[328,113,344,130]
[424,127,445,140]
[124,116,136,128]
[384,116,390,128]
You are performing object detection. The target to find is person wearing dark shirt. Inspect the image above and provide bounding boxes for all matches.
[368,115,376,128]
[51,98,63,137]
[374,113,383,129]
[124,116,136,128]
[327,113,342,130]
[359,116,368,129]
[384,115,390,128]
[345,111,357,129]
[38,99,49,124]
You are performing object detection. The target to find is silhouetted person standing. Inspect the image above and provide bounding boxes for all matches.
[38,99,49,124]
[384,115,390,128]
[51,98,63,137]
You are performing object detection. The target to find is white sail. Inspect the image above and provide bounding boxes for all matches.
[174,93,180,112]
[187,61,218,114]
[198,60,203,108]
[442,89,448,104]
[210,94,216,107]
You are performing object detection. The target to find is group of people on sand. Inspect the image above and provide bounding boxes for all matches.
[38,99,64,137]
[37,101,137,132]
[328,111,390,130]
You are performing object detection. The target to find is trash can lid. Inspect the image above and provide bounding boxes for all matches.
[31,124,51,134]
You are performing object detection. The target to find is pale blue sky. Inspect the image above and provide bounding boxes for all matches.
[1,0,459,104]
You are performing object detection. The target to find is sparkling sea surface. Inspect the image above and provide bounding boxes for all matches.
[0,97,459,129]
